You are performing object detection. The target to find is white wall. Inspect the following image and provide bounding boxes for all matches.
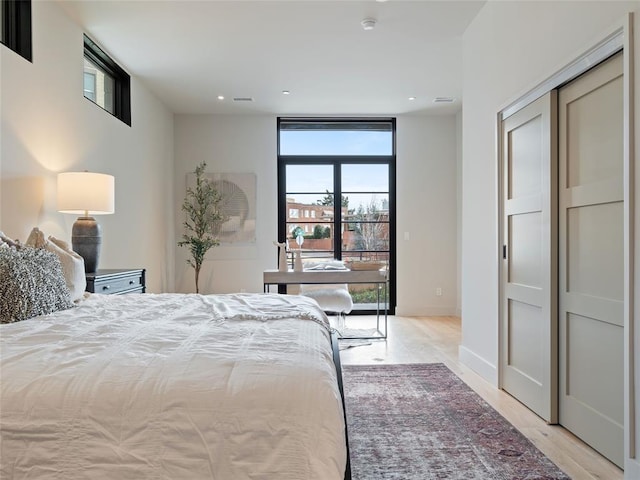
[174,114,459,314]
[173,115,277,294]
[396,115,458,316]
[460,0,640,474]
[456,111,463,317]
[0,1,175,293]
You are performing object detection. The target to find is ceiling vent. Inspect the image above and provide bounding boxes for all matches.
[433,97,455,103]
[233,97,254,102]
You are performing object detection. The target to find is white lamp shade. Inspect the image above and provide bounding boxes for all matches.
[57,172,115,215]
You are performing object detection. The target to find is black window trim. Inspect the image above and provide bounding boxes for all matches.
[1,0,32,62]
[277,117,397,315]
[83,34,131,126]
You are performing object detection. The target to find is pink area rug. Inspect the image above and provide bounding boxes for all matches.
[343,363,570,480]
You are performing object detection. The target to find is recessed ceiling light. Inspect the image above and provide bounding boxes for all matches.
[217,95,224,101]
[408,96,416,101]
[282,90,291,95]
[361,18,376,31]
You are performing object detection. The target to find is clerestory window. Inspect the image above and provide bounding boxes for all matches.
[83,34,131,126]
[1,0,32,62]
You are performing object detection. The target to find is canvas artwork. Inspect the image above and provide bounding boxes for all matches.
[187,172,257,244]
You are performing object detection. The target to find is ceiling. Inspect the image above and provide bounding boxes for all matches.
[59,0,486,116]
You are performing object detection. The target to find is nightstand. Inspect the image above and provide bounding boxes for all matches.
[86,269,146,295]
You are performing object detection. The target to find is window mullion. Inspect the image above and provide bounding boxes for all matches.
[334,161,341,260]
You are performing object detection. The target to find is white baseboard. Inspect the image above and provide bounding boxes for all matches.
[458,345,499,386]
[395,305,458,316]
[625,458,640,479]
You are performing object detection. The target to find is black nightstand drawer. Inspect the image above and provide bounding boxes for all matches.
[86,269,146,295]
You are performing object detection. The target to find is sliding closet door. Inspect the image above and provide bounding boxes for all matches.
[500,92,557,422]
[558,52,624,467]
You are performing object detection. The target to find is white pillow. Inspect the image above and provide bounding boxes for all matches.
[300,286,353,314]
[47,236,86,302]
[0,231,22,249]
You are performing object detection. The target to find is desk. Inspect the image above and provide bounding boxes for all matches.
[263,269,388,340]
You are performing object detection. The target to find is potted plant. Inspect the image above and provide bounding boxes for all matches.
[178,161,226,293]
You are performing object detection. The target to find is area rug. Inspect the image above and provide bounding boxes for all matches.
[342,363,570,480]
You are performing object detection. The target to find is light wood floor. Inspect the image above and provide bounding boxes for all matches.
[338,315,623,480]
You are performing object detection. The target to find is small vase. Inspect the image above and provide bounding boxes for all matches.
[294,250,303,272]
[278,246,288,272]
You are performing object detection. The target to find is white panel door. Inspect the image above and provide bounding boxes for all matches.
[501,92,558,422]
[558,52,624,468]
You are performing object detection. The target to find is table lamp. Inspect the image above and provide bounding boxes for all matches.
[57,172,115,273]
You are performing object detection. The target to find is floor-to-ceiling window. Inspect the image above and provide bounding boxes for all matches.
[277,118,396,314]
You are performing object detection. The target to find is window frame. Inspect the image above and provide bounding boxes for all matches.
[83,34,131,126]
[1,0,32,62]
[277,117,397,315]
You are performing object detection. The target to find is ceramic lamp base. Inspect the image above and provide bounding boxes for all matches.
[72,216,102,273]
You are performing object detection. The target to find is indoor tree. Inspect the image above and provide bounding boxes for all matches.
[178,161,226,293]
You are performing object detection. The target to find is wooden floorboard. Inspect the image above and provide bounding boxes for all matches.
[338,315,623,480]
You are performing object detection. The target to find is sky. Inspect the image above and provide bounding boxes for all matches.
[281,130,391,210]
[279,130,392,156]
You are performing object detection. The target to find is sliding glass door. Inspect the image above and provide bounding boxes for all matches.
[277,118,396,314]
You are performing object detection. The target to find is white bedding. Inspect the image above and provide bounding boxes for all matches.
[0,293,346,479]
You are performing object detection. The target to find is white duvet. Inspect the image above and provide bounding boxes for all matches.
[0,293,346,479]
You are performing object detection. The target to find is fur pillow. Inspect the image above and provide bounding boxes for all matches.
[0,246,74,324]
[300,286,353,314]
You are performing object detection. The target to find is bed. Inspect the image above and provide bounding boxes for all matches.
[0,291,349,479]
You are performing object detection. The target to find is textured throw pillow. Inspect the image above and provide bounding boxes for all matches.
[0,246,74,324]
[48,236,86,302]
